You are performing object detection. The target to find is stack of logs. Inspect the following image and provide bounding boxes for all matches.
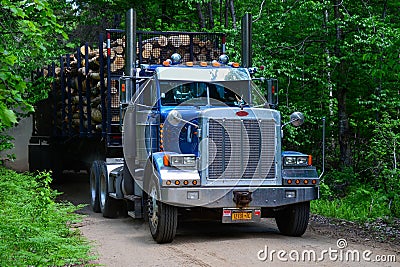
[43,34,221,135]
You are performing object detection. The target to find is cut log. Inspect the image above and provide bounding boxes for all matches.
[91,108,102,123]
[110,55,124,72]
[142,50,151,59]
[179,34,190,46]
[158,36,168,47]
[113,46,124,54]
[80,45,92,56]
[143,43,152,51]
[168,36,181,47]
[152,48,161,58]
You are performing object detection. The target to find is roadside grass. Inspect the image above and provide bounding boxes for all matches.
[0,167,95,267]
[311,183,397,223]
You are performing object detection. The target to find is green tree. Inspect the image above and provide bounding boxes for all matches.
[0,0,69,152]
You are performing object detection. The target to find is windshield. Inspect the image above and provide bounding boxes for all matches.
[160,81,250,107]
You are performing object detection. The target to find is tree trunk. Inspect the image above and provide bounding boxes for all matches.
[197,2,206,29]
[333,0,352,168]
[208,1,214,29]
[225,0,229,28]
[229,0,237,30]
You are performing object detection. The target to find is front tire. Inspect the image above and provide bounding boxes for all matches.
[146,177,178,243]
[99,161,121,218]
[275,201,310,237]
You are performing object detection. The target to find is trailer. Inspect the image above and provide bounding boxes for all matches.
[30,9,320,243]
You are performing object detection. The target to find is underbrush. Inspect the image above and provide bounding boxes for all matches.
[311,182,399,223]
[0,167,94,266]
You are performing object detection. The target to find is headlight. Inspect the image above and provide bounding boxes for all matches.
[163,154,196,167]
[183,156,196,165]
[296,157,308,165]
[284,156,310,166]
[284,157,297,165]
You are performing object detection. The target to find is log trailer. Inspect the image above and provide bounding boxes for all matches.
[29,10,320,243]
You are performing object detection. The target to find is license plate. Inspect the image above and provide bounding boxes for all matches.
[232,211,252,220]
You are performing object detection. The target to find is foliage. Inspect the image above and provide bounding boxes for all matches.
[311,183,399,222]
[0,168,94,266]
[0,0,72,154]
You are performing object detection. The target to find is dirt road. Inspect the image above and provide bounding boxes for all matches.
[55,174,399,267]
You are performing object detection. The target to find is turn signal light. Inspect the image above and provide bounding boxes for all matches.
[163,155,170,166]
[212,60,221,67]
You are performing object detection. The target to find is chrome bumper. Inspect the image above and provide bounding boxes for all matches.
[160,186,319,208]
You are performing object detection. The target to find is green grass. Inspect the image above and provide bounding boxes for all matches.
[311,183,396,223]
[0,167,95,266]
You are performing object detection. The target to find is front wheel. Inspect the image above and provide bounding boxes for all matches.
[275,201,310,237]
[146,178,178,243]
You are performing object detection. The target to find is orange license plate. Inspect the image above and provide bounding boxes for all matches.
[232,211,252,220]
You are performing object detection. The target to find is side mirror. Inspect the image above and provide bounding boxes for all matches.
[267,79,278,108]
[290,112,304,127]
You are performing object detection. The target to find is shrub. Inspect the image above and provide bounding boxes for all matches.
[0,168,94,266]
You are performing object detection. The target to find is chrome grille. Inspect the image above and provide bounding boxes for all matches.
[208,119,276,179]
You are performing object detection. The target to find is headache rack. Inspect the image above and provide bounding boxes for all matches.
[105,29,226,150]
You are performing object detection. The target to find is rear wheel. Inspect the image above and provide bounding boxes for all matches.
[99,161,121,218]
[275,201,310,237]
[146,175,178,243]
[89,161,101,213]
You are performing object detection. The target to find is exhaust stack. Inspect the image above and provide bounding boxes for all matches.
[241,13,252,68]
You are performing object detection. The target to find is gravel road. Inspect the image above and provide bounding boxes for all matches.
[54,174,400,267]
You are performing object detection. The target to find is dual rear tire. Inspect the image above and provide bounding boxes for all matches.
[90,160,123,218]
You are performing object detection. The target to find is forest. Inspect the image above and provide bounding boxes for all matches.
[0,0,399,222]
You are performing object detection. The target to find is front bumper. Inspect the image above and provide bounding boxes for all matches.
[160,186,319,208]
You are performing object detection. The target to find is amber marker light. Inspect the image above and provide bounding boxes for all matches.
[163,60,171,66]
[183,180,189,185]
[200,61,207,67]
[232,62,240,68]
[304,179,309,184]
[295,179,301,184]
[312,179,317,185]
[166,180,171,185]
[192,180,198,185]
[163,155,170,166]
[212,61,221,67]
[308,155,313,165]
[186,61,194,67]
[287,179,292,184]
[175,180,180,185]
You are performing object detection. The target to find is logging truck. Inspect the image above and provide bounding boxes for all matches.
[29,10,321,243]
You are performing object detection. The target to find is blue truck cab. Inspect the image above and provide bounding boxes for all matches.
[119,59,319,243]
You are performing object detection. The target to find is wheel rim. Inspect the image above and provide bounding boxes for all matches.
[148,186,159,230]
[100,173,106,208]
